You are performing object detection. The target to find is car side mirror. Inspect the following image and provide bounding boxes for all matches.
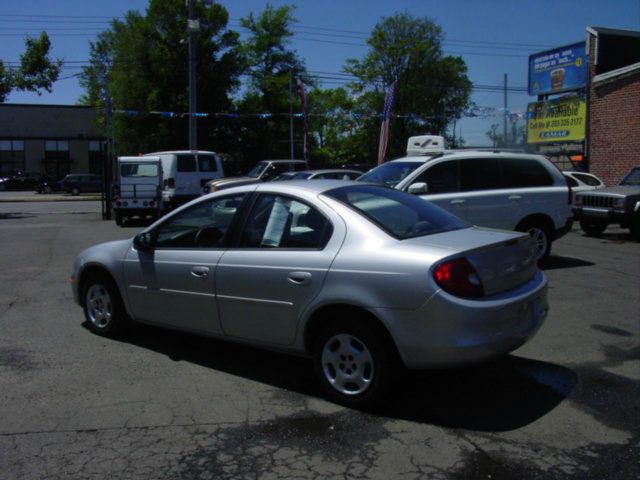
[133,232,155,251]
[408,182,428,195]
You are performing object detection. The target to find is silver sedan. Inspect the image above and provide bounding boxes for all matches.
[71,181,548,407]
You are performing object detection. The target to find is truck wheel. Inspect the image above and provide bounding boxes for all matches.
[580,221,606,237]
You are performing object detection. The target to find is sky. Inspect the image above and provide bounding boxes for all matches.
[1,0,639,146]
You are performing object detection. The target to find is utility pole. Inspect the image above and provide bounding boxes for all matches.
[503,73,508,145]
[289,69,294,160]
[102,74,114,220]
[187,0,198,150]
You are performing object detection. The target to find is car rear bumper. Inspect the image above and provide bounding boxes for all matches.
[375,271,548,369]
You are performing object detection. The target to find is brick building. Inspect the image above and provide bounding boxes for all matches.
[586,27,640,186]
[0,104,105,179]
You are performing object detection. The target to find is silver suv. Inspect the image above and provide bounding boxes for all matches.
[359,136,573,261]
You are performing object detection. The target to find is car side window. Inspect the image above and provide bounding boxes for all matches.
[239,194,332,249]
[412,160,459,194]
[573,173,601,186]
[460,158,503,191]
[564,175,578,187]
[198,155,218,172]
[177,154,197,172]
[155,194,245,249]
[502,158,553,187]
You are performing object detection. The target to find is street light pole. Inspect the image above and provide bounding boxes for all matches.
[187,0,198,150]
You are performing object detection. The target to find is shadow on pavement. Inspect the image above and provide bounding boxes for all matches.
[94,322,576,433]
[0,212,36,220]
[540,255,595,270]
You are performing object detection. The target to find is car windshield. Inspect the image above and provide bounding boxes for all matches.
[357,161,425,187]
[245,162,269,178]
[324,184,467,239]
[620,167,640,186]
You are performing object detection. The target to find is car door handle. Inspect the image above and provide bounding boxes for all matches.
[450,199,466,205]
[191,266,210,278]
[508,195,522,201]
[287,271,312,286]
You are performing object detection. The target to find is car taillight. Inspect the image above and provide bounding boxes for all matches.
[433,257,484,298]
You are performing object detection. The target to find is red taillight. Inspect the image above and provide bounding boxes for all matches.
[433,257,484,298]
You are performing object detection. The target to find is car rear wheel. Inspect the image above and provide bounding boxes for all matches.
[517,220,552,262]
[580,220,607,237]
[313,320,397,407]
[83,274,128,337]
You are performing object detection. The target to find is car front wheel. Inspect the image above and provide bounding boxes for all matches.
[313,320,397,407]
[580,220,607,237]
[83,274,128,336]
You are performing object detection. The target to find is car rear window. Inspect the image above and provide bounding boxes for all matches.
[324,185,466,239]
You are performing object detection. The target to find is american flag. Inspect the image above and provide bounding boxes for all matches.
[296,77,310,163]
[377,80,397,165]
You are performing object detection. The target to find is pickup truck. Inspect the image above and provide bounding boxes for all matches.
[572,166,640,240]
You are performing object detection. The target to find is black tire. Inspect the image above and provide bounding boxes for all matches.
[580,220,607,237]
[82,273,128,337]
[517,220,552,263]
[629,214,640,241]
[114,211,124,227]
[312,320,398,408]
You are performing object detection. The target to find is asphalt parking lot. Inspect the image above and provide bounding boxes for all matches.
[0,198,638,480]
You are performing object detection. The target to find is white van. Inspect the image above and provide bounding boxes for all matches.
[145,150,224,208]
[112,156,163,226]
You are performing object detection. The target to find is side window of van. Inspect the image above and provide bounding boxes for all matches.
[177,154,197,172]
[460,158,503,191]
[502,158,553,187]
[413,160,459,194]
[198,155,218,172]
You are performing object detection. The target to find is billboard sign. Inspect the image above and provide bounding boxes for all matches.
[527,97,586,144]
[528,42,588,96]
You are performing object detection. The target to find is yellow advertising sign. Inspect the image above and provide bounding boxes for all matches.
[527,97,586,143]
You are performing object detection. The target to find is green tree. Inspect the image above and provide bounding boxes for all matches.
[0,32,61,102]
[80,0,243,155]
[237,4,308,164]
[344,12,472,162]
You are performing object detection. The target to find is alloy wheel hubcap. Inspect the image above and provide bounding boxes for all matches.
[321,334,374,396]
[527,227,547,260]
[86,284,112,329]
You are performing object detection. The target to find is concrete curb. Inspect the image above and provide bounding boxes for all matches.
[0,195,102,203]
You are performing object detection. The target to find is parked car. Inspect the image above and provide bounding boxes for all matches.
[58,173,102,195]
[35,177,64,194]
[572,166,640,240]
[71,181,548,407]
[358,135,573,261]
[0,171,49,191]
[274,169,362,181]
[563,170,605,202]
[144,150,224,209]
[203,160,308,194]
